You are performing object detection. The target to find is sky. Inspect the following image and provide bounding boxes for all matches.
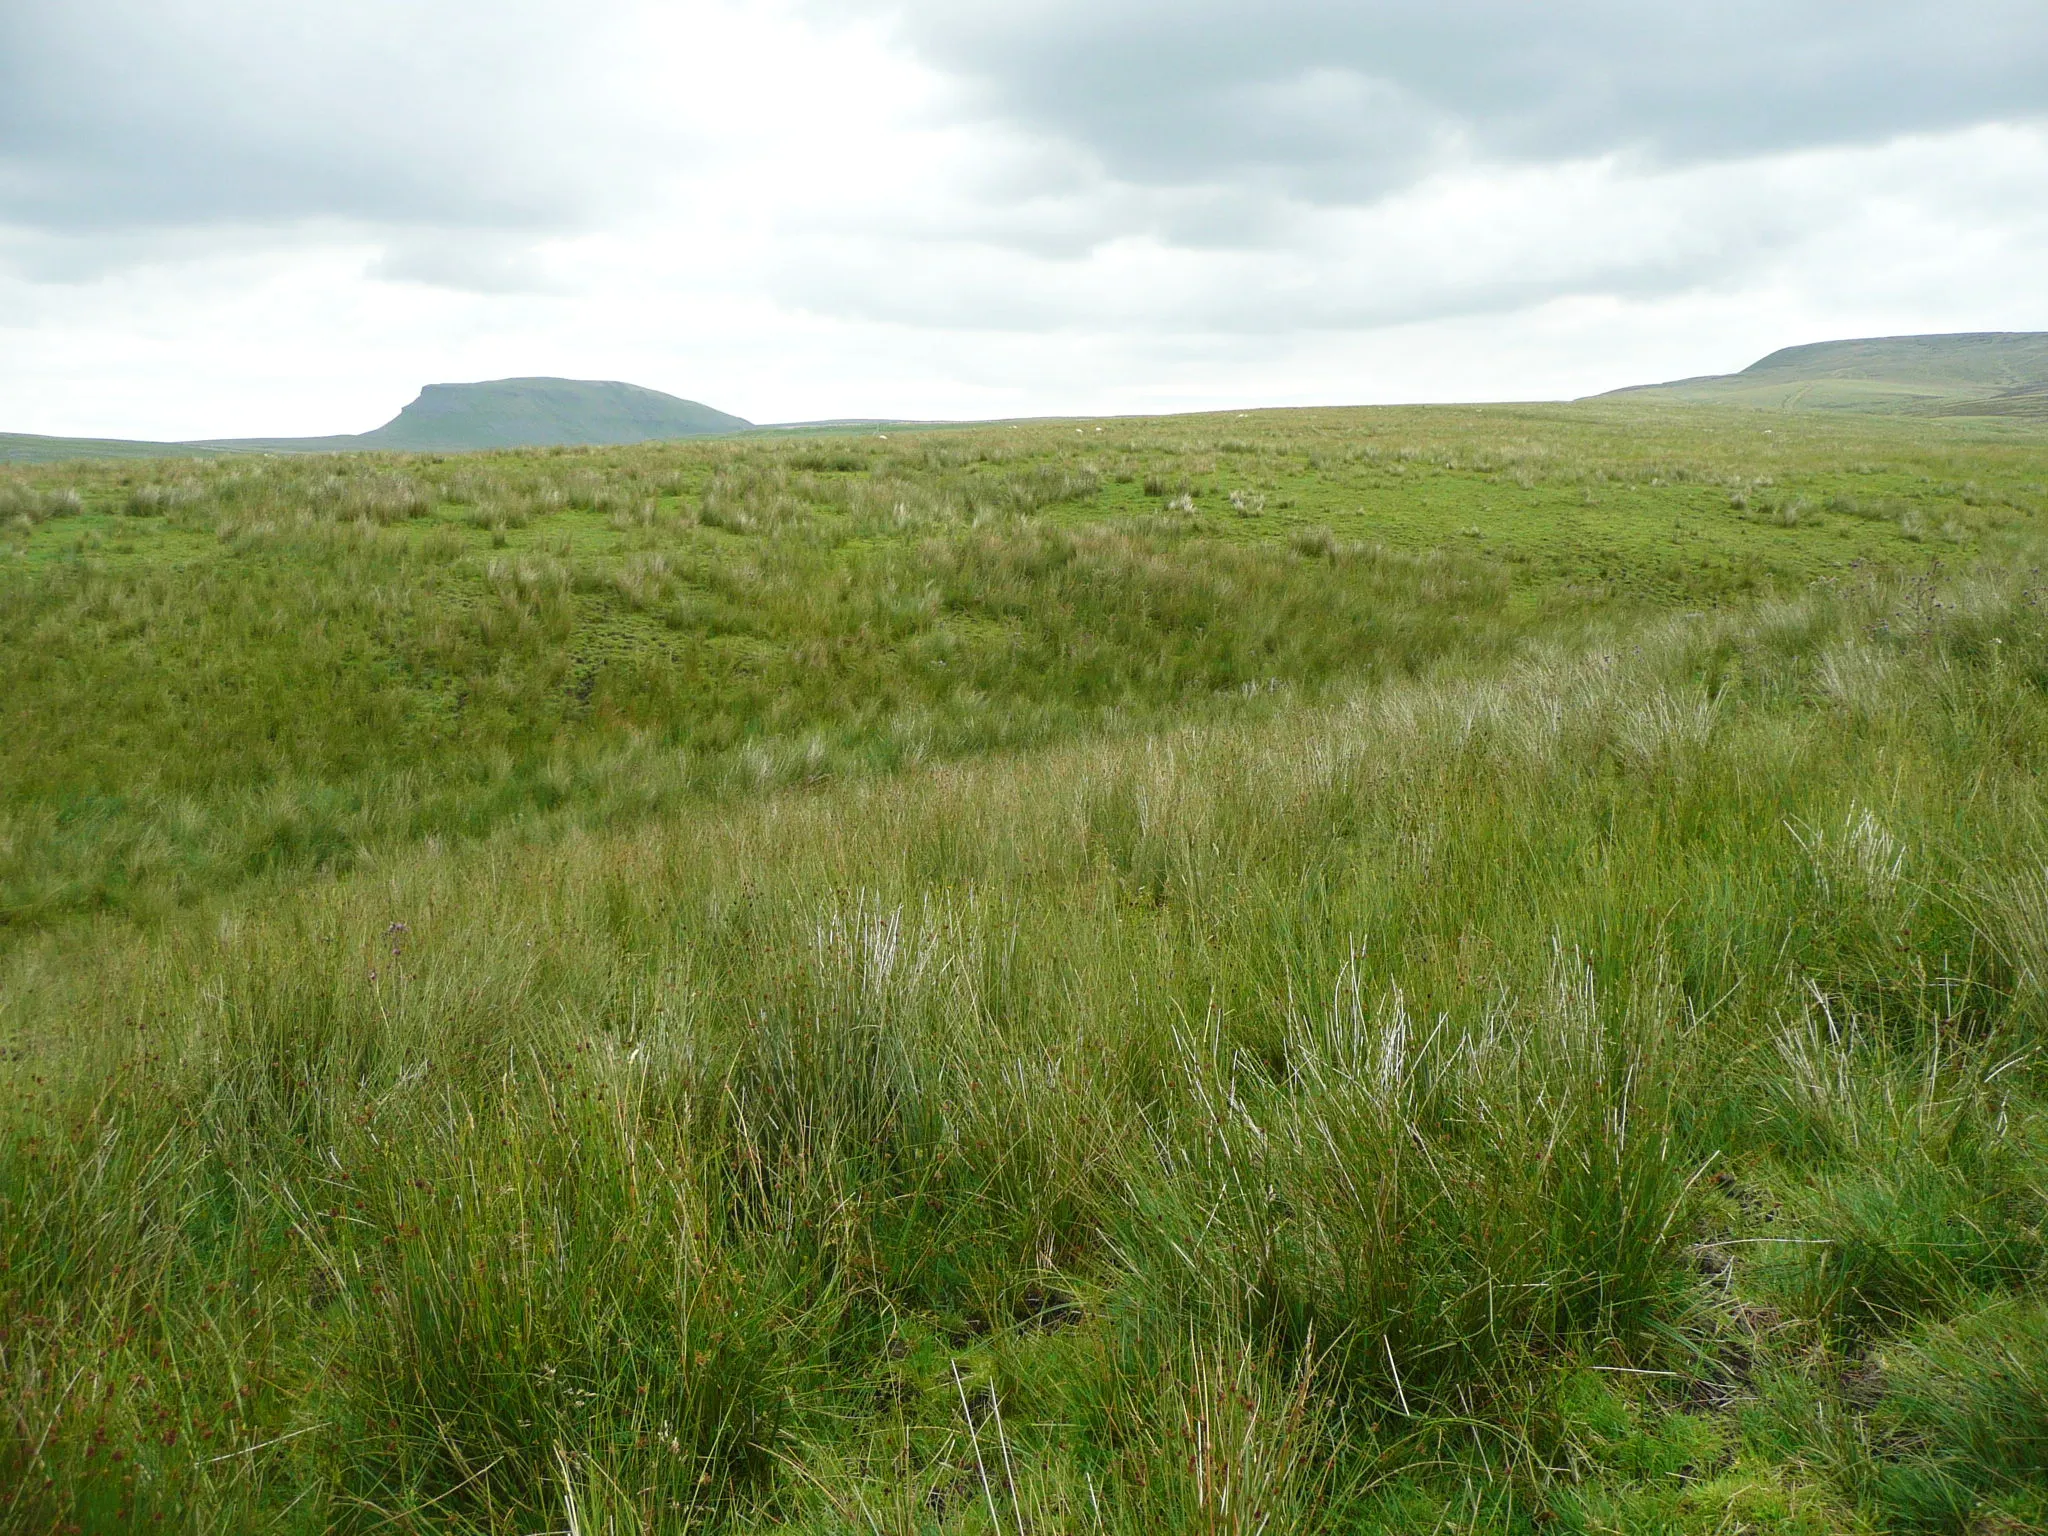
[2,0,2046,438]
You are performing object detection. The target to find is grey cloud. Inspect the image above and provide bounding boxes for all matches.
[0,0,638,241]
[770,216,1759,337]
[779,248,1749,339]
[827,0,2048,200]
[368,233,576,295]
[766,120,2048,338]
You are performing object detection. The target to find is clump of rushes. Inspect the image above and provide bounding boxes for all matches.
[1125,957,1697,1418]
[336,1060,811,1523]
[1868,1295,2048,1531]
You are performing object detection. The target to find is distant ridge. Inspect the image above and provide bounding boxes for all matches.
[1593,332,2048,417]
[2,377,753,463]
[0,432,240,465]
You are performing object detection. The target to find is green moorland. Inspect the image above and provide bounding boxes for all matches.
[2,401,2047,1533]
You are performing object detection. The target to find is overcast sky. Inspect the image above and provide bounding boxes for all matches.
[3,0,2045,438]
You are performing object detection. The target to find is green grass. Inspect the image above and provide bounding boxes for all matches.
[1,403,2046,1533]
[5,404,2036,927]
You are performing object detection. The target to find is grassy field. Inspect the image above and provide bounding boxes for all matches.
[2,403,2047,1533]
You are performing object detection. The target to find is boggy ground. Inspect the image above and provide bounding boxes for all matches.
[2,404,2046,1533]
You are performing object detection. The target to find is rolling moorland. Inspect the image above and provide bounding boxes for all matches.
[6,328,2042,469]
[2,401,2048,1534]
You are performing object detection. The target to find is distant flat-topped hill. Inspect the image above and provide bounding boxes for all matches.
[1594,332,2048,417]
[1,378,752,462]
[208,378,753,453]
[376,377,751,449]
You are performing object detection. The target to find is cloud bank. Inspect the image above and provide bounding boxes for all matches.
[2,0,2044,436]
[836,1,2048,192]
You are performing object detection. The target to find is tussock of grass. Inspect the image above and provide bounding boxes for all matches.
[1871,1295,2048,1531]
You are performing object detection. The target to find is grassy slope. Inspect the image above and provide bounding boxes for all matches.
[1597,333,2048,417]
[5,402,2031,924]
[2,404,2047,1534]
